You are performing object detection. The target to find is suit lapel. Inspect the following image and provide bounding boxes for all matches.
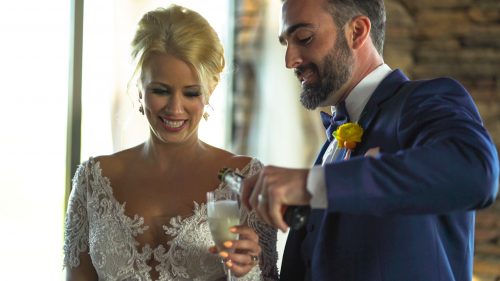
[314,69,409,164]
[358,69,409,131]
[314,141,331,165]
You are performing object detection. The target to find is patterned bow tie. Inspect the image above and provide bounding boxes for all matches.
[320,101,349,142]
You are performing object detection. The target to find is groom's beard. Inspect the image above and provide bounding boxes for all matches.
[299,34,353,110]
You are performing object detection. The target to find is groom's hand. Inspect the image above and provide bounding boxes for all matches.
[241,166,311,232]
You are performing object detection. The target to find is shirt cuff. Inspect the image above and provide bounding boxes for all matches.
[306,165,328,209]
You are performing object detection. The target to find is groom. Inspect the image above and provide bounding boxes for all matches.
[241,0,499,280]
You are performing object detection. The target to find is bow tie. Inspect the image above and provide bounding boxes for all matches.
[320,101,349,142]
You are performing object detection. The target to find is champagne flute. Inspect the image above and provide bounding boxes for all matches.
[207,190,240,281]
[218,167,310,230]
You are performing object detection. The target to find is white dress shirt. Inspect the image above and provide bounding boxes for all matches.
[307,64,392,208]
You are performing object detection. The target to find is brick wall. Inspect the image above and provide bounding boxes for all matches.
[384,1,500,280]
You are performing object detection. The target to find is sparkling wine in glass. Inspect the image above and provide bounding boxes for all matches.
[218,167,310,230]
[207,190,240,281]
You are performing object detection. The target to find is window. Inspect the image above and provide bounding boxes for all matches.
[0,1,70,279]
[0,1,232,279]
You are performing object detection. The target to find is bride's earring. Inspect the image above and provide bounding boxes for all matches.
[203,103,213,121]
[138,92,144,115]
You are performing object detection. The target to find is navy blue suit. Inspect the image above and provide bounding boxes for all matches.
[280,70,499,281]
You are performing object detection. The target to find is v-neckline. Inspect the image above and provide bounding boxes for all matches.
[87,157,253,252]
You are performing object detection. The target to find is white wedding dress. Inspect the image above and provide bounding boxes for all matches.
[64,158,279,281]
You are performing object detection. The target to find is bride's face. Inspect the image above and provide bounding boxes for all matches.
[140,53,205,145]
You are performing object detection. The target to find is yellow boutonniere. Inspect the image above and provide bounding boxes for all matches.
[333,123,364,150]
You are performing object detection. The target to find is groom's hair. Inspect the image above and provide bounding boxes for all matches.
[324,0,386,55]
[282,0,386,55]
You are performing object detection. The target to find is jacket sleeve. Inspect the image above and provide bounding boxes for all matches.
[323,78,499,215]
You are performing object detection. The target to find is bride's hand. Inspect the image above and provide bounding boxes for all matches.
[210,225,261,277]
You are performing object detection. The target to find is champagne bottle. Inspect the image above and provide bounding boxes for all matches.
[218,167,310,230]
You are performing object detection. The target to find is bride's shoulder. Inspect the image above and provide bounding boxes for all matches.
[92,145,142,178]
[225,154,253,168]
[209,148,262,174]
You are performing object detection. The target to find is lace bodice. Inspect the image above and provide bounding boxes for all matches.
[64,158,279,281]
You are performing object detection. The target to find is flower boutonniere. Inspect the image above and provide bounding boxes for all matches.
[333,123,364,160]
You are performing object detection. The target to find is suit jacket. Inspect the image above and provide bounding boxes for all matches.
[280,70,499,281]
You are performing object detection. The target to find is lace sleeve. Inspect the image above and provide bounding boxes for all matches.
[63,161,90,268]
[238,159,279,281]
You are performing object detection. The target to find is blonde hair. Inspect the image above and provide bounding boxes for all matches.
[131,4,225,100]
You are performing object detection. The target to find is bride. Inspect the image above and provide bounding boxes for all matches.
[63,5,278,281]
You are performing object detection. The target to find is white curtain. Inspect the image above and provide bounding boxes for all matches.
[80,0,232,160]
[246,0,326,271]
[248,0,325,168]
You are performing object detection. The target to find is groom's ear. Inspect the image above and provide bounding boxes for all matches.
[348,15,371,51]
